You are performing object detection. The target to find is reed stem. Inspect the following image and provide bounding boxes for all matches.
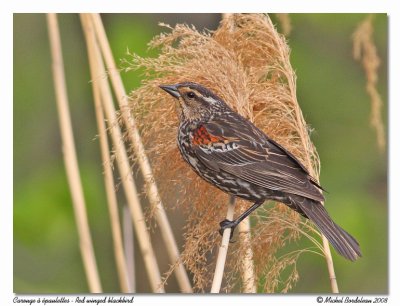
[47,13,102,293]
[91,64,131,293]
[89,13,192,293]
[81,13,164,293]
[211,196,236,293]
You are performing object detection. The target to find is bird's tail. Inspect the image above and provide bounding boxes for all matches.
[294,197,362,261]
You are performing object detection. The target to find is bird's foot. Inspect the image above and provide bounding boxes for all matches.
[218,219,236,242]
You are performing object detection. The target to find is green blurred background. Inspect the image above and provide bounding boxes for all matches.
[13,13,388,293]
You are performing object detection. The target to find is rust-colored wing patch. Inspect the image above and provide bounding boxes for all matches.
[191,125,223,146]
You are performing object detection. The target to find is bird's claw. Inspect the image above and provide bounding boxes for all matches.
[218,219,236,242]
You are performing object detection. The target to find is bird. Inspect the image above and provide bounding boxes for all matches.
[159,82,361,261]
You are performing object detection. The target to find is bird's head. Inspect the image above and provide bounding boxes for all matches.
[159,82,229,122]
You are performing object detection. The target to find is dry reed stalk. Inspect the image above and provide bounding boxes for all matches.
[123,205,136,292]
[91,64,130,292]
[237,219,256,293]
[210,196,235,293]
[89,13,192,293]
[323,237,339,292]
[80,14,165,293]
[353,14,385,152]
[220,13,257,294]
[47,13,102,293]
[125,13,337,292]
[198,13,259,294]
[208,14,257,294]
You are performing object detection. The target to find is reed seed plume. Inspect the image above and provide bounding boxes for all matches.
[353,14,386,152]
[124,13,324,292]
[276,13,292,36]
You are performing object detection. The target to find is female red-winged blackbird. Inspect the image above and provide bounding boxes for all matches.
[160,82,361,261]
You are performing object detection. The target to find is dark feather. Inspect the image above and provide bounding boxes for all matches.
[193,115,325,202]
[290,195,362,261]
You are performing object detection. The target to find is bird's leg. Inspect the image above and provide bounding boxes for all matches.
[219,200,264,239]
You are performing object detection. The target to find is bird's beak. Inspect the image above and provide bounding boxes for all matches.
[159,84,181,99]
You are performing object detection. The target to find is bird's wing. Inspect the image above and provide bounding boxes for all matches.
[191,115,324,202]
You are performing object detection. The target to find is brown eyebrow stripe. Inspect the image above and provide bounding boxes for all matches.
[180,87,203,97]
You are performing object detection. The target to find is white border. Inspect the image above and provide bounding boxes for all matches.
[3,1,399,305]
[4,0,392,13]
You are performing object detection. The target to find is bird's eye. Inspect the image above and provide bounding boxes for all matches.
[187,92,195,99]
